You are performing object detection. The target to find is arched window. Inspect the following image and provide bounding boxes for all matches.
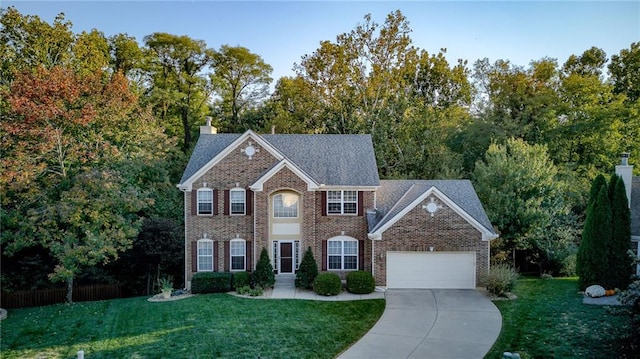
[197,187,214,215]
[273,192,299,218]
[197,239,214,271]
[230,188,246,215]
[327,236,358,270]
[230,239,246,271]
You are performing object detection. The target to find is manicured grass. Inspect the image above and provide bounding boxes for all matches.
[1,294,385,358]
[486,277,636,358]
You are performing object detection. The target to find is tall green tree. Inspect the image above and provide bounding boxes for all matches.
[609,42,640,103]
[211,45,273,132]
[608,174,633,289]
[473,138,573,268]
[577,179,612,290]
[144,32,213,150]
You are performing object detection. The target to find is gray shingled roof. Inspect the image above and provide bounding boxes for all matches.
[179,132,380,187]
[632,177,640,237]
[369,180,496,235]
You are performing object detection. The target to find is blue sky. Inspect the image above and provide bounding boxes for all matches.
[3,1,639,82]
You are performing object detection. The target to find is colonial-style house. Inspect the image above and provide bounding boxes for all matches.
[177,118,498,290]
[615,153,640,274]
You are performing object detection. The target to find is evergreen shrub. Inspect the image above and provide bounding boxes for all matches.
[295,247,318,289]
[252,248,275,288]
[313,273,342,296]
[191,272,233,293]
[346,270,375,294]
[233,271,251,289]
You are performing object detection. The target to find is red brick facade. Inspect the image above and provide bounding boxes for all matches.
[182,134,491,289]
[372,195,490,286]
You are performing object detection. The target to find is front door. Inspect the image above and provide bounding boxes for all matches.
[280,242,293,273]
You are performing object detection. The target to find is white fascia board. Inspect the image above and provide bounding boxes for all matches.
[632,235,640,242]
[181,130,284,190]
[319,185,380,191]
[371,186,498,241]
[250,159,319,192]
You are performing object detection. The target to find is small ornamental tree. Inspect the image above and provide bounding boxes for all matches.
[608,174,633,289]
[295,247,318,289]
[252,247,275,288]
[577,182,612,290]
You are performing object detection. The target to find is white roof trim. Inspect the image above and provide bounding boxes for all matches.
[370,186,498,241]
[179,130,284,191]
[319,185,380,191]
[249,159,319,192]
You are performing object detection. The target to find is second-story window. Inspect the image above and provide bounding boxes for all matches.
[197,188,213,215]
[230,188,246,215]
[327,190,357,215]
[273,192,299,218]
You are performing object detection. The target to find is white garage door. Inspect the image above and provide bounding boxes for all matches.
[386,251,476,289]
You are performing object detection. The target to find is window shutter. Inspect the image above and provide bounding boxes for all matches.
[357,191,364,216]
[224,241,230,271]
[191,241,198,272]
[321,240,327,271]
[246,241,253,272]
[191,191,197,216]
[213,241,218,272]
[213,189,219,215]
[358,240,365,270]
[321,192,327,216]
[223,190,230,215]
[246,189,253,215]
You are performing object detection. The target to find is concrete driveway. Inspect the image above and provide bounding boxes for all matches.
[337,289,502,359]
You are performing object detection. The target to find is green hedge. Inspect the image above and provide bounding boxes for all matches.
[191,272,233,294]
[346,271,375,294]
[313,273,342,296]
[233,271,251,289]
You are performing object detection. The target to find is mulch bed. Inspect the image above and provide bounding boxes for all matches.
[582,294,624,306]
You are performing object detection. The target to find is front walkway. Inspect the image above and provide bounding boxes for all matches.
[267,274,385,301]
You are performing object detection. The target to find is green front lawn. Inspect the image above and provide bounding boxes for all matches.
[1,294,385,358]
[486,277,636,358]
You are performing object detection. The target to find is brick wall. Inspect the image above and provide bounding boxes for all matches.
[372,195,490,286]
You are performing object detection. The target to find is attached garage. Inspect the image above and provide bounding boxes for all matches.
[386,251,476,289]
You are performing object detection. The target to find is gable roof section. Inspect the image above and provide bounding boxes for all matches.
[369,180,498,241]
[632,177,640,239]
[250,159,319,192]
[261,134,380,187]
[178,131,381,191]
[178,131,285,190]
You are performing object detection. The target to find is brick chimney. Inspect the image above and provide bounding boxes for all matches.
[200,116,217,135]
[615,152,633,208]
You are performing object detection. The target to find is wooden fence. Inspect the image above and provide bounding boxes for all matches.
[1,284,122,308]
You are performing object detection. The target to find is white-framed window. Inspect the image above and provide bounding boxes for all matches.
[230,239,246,271]
[197,239,214,271]
[197,188,213,215]
[327,190,357,215]
[230,188,246,215]
[328,237,358,270]
[273,192,299,218]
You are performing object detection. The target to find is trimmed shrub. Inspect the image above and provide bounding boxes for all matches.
[313,273,342,296]
[295,247,318,289]
[483,264,519,297]
[346,271,375,294]
[191,272,233,294]
[233,271,251,290]
[252,248,275,288]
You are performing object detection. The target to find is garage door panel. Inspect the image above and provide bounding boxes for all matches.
[387,251,475,289]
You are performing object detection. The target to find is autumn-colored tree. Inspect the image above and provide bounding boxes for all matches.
[1,65,155,302]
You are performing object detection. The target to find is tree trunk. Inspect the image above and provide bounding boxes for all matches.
[66,277,74,303]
